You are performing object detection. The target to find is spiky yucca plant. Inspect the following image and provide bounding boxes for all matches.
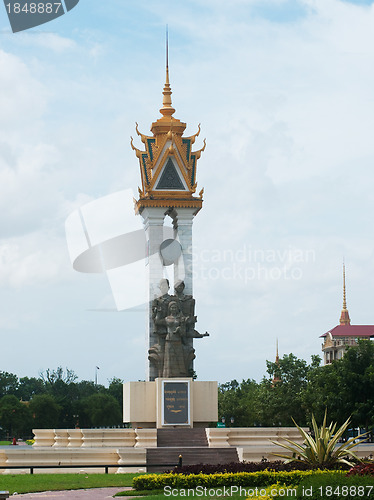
[271,411,368,468]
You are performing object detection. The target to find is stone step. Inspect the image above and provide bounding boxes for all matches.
[146,447,239,472]
[157,428,208,448]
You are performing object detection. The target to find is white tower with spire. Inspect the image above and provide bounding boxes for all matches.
[131,38,206,381]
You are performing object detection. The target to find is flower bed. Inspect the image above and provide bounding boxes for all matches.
[170,460,348,475]
[347,462,374,477]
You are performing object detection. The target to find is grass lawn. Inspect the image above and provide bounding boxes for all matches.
[0,473,138,494]
[0,441,11,446]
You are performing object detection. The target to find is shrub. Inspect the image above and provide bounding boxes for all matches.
[169,460,349,475]
[272,411,368,468]
[132,470,341,491]
[346,462,374,477]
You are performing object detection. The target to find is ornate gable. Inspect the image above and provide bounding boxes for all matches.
[132,62,205,214]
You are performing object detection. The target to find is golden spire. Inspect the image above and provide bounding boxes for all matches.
[133,30,205,214]
[160,26,175,117]
[343,262,347,310]
[339,262,351,325]
[272,339,281,385]
[275,338,279,364]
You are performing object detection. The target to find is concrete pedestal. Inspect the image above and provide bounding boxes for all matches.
[123,378,218,428]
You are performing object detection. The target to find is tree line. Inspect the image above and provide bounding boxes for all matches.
[0,367,123,439]
[219,340,374,432]
[1,340,373,438]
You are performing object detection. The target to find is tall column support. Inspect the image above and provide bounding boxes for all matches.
[172,208,195,295]
[172,208,196,374]
[140,207,166,381]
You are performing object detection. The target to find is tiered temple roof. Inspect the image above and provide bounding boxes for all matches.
[132,47,205,215]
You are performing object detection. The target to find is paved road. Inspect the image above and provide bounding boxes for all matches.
[10,487,133,499]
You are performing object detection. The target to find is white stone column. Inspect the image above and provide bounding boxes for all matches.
[173,208,195,295]
[140,207,166,381]
[172,208,196,374]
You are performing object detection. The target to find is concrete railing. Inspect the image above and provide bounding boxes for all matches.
[0,447,184,475]
[35,427,306,450]
[205,427,307,448]
[33,429,137,448]
[2,448,122,474]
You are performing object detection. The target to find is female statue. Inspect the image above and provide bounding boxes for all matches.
[156,301,191,377]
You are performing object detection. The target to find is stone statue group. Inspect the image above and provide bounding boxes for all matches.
[148,279,209,378]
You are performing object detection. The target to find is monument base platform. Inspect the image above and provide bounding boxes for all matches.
[123,378,218,428]
[16,428,374,475]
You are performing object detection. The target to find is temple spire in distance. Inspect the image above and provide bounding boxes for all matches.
[272,339,281,385]
[339,262,351,325]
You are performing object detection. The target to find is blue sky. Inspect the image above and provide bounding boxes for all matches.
[1,0,374,386]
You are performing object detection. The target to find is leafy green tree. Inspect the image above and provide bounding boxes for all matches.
[0,371,19,397]
[0,395,32,437]
[17,377,46,401]
[40,366,78,386]
[40,368,82,428]
[339,340,374,429]
[305,340,374,429]
[219,379,260,426]
[71,381,106,428]
[303,362,340,424]
[108,377,124,408]
[75,380,103,398]
[257,354,321,426]
[29,394,61,429]
[82,393,122,427]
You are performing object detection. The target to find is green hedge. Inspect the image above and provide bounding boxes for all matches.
[133,470,342,490]
[296,472,374,499]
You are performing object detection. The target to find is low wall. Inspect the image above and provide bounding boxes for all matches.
[0,447,147,474]
[206,427,307,448]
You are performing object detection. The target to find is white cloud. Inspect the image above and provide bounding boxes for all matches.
[0,49,47,128]
[23,32,77,52]
[1,0,374,382]
[0,231,70,288]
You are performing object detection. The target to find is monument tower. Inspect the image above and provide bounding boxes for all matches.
[123,39,217,428]
[131,37,208,382]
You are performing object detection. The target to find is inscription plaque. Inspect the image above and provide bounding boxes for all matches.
[162,381,190,425]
